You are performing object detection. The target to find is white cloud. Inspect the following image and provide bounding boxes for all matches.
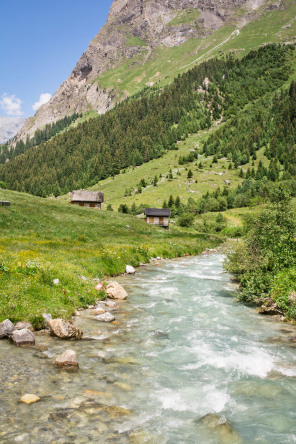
[0,93,23,116]
[32,93,52,112]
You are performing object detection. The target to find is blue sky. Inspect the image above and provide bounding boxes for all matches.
[0,0,113,118]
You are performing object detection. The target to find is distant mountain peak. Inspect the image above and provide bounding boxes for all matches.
[0,116,26,144]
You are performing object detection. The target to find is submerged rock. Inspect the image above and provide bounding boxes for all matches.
[95,312,115,323]
[11,328,35,346]
[91,307,106,315]
[195,413,241,443]
[105,281,128,300]
[129,429,162,443]
[19,394,40,405]
[54,349,79,369]
[103,300,118,308]
[48,319,83,340]
[0,319,15,338]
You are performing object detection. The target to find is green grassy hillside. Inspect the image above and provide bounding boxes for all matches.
[97,0,296,101]
[0,190,220,325]
[93,129,268,210]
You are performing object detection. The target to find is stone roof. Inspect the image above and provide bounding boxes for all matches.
[145,208,171,217]
[71,190,104,203]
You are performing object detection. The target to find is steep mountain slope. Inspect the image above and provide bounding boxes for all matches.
[1,44,294,198]
[17,0,296,140]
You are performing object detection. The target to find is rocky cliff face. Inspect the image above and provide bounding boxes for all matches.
[17,0,268,140]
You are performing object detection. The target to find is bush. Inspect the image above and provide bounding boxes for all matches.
[225,190,296,309]
[178,213,194,227]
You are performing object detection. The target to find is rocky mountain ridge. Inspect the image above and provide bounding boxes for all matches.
[17,0,283,140]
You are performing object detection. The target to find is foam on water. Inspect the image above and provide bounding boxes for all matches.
[2,253,296,443]
[181,342,274,377]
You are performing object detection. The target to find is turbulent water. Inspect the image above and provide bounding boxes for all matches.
[1,254,296,443]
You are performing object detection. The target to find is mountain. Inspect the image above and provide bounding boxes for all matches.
[2,43,294,198]
[0,117,25,144]
[16,0,296,141]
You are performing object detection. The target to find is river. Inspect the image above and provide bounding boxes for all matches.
[1,254,296,443]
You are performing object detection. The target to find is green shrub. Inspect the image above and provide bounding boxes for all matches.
[178,213,194,227]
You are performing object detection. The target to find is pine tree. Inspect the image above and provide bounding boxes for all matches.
[187,169,193,179]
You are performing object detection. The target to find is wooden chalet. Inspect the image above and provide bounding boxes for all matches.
[71,190,104,209]
[144,208,171,228]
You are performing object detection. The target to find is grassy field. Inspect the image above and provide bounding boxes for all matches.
[95,0,296,102]
[0,190,220,325]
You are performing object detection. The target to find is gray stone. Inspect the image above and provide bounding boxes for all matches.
[104,300,118,308]
[15,321,34,331]
[11,328,35,346]
[95,312,115,323]
[53,279,60,285]
[54,349,79,369]
[0,319,15,338]
[48,319,83,340]
[91,307,106,315]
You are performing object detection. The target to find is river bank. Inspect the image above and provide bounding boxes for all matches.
[1,253,296,443]
[0,189,223,325]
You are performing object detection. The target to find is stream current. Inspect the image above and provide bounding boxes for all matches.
[1,254,296,443]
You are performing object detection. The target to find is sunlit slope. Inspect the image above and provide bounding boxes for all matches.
[97,0,296,100]
[0,189,218,323]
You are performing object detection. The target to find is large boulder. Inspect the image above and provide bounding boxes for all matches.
[105,281,128,300]
[0,319,15,338]
[48,319,83,340]
[95,312,115,323]
[54,349,79,369]
[11,328,35,346]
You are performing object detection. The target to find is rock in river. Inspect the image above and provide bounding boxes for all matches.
[11,328,35,346]
[0,319,15,338]
[15,321,34,331]
[105,281,128,300]
[195,413,241,443]
[19,394,40,404]
[95,312,115,323]
[48,319,83,340]
[126,265,136,274]
[54,349,79,369]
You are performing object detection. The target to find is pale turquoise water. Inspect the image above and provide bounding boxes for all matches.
[1,253,296,443]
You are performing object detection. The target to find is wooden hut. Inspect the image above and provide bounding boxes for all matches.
[71,190,104,209]
[144,208,171,228]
